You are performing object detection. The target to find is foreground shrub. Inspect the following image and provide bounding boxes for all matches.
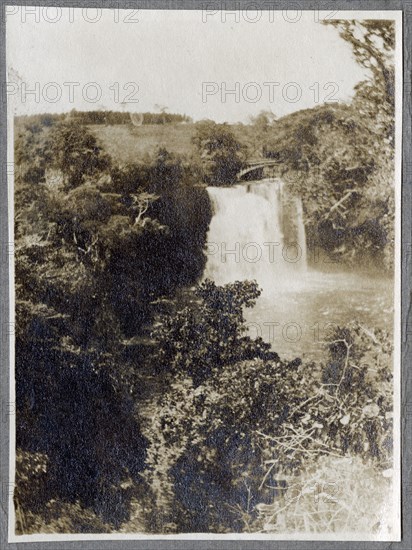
[14,450,112,534]
[16,499,112,534]
[151,279,276,386]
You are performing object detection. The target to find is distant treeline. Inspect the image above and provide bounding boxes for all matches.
[15,110,193,127]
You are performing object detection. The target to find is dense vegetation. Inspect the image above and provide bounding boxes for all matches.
[14,118,212,531]
[13,19,395,535]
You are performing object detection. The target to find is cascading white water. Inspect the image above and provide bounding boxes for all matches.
[203,178,307,290]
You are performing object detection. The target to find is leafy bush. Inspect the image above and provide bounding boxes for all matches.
[14,450,113,534]
[319,322,393,464]
[145,360,283,532]
[151,279,275,385]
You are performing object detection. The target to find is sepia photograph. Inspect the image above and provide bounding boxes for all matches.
[4,6,402,542]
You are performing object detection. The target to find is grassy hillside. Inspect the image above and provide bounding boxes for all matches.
[89,122,259,163]
[86,106,353,165]
[89,123,198,162]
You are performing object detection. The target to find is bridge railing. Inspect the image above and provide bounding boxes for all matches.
[237,159,282,180]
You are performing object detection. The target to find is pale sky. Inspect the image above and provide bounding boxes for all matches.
[6,8,371,123]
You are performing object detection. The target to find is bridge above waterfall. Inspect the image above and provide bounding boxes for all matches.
[237,158,282,181]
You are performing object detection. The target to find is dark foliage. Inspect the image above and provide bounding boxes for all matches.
[151,279,276,386]
[192,121,246,185]
[14,119,212,529]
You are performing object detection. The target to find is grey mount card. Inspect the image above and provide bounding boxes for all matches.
[2,5,406,544]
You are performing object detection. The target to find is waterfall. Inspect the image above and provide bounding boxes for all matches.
[203,178,307,290]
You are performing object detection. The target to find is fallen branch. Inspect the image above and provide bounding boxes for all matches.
[324,190,357,220]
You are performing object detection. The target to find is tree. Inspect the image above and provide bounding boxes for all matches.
[15,122,52,186]
[148,148,184,195]
[192,121,246,185]
[14,123,163,527]
[46,120,111,190]
[249,110,277,157]
[151,279,274,386]
[322,19,396,267]
[323,19,395,141]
